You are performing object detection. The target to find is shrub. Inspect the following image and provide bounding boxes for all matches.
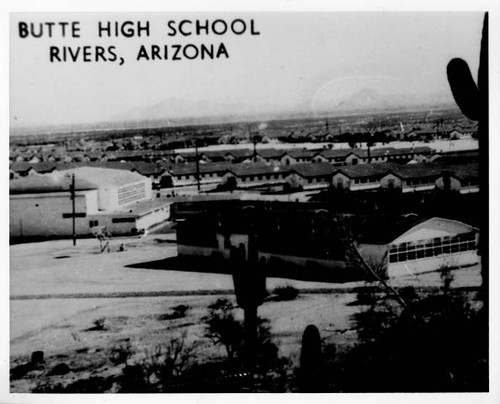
[109,341,133,365]
[158,304,190,321]
[203,298,243,360]
[86,318,107,331]
[118,333,195,392]
[273,285,299,301]
[325,287,487,392]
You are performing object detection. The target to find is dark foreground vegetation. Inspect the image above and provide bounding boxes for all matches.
[12,268,487,393]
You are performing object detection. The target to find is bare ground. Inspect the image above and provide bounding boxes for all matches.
[10,234,482,392]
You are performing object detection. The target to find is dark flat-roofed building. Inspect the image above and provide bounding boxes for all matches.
[177,205,480,280]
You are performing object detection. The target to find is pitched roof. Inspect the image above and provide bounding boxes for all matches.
[389,164,443,179]
[317,148,361,159]
[287,163,337,178]
[256,149,286,159]
[283,149,318,159]
[58,166,147,187]
[167,162,239,176]
[346,214,426,245]
[10,174,98,194]
[444,163,479,181]
[227,163,288,177]
[10,162,57,174]
[337,163,394,178]
[391,217,477,244]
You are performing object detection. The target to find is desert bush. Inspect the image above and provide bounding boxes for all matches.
[324,287,487,392]
[109,341,133,365]
[158,304,190,321]
[86,317,107,331]
[203,298,243,360]
[118,333,195,392]
[273,285,299,301]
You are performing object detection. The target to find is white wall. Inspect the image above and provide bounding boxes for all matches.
[136,204,170,230]
[332,172,351,189]
[85,190,100,214]
[10,191,91,237]
[97,178,152,212]
[86,214,138,236]
[380,173,402,189]
[388,251,479,278]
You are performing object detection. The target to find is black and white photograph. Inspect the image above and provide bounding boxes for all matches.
[4,3,499,399]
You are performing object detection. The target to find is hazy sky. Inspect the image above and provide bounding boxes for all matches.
[10,12,484,128]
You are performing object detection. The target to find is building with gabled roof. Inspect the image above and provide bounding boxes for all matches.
[284,163,337,189]
[332,163,393,191]
[435,163,479,194]
[359,217,480,278]
[380,164,443,192]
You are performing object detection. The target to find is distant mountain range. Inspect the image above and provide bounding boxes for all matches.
[114,97,294,125]
[11,88,457,136]
[318,88,455,114]
[117,88,456,124]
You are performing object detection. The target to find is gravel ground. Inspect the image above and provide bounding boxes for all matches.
[9,235,482,392]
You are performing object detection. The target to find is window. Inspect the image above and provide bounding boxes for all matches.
[62,212,86,218]
[224,234,231,249]
[112,217,136,223]
[89,220,99,228]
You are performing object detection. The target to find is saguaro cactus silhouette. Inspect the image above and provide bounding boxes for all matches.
[231,210,267,369]
[446,14,488,291]
[446,14,488,124]
[298,324,324,392]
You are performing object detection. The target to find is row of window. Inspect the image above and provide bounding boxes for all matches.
[241,174,283,182]
[117,182,146,205]
[352,176,382,184]
[177,173,221,180]
[112,217,136,223]
[175,171,476,189]
[389,232,476,254]
[406,177,437,186]
[388,233,477,263]
[63,217,137,227]
[389,240,476,263]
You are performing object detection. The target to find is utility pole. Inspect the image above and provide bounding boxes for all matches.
[70,173,76,246]
[195,142,201,193]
